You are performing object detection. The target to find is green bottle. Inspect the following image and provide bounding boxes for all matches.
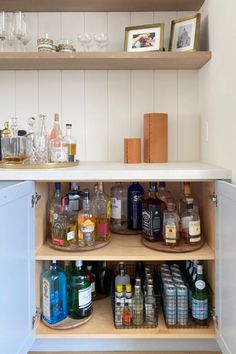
[69,260,92,319]
[192,264,209,326]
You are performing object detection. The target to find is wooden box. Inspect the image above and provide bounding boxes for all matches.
[144,113,168,163]
[124,138,141,164]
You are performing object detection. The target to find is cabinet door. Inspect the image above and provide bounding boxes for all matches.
[0,181,35,354]
[216,180,236,354]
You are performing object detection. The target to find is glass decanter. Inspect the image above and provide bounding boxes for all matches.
[35,113,49,163]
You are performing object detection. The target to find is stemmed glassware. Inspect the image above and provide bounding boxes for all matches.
[78,33,93,51]
[94,33,108,51]
[78,32,109,51]
[0,11,7,51]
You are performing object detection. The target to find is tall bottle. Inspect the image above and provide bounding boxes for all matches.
[77,189,95,247]
[188,260,199,309]
[69,260,92,319]
[132,284,144,325]
[115,262,130,290]
[35,113,49,163]
[158,182,172,204]
[142,182,164,242]
[128,182,144,231]
[163,199,179,247]
[144,284,156,325]
[66,182,83,213]
[192,265,209,326]
[50,113,62,140]
[87,265,96,299]
[40,260,68,324]
[48,182,62,231]
[64,123,77,162]
[110,182,127,233]
[181,198,202,245]
[49,114,68,163]
[93,182,110,242]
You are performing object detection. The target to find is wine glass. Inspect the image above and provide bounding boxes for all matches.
[78,33,93,51]
[0,11,8,51]
[13,11,26,51]
[94,32,108,51]
[22,33,31,51]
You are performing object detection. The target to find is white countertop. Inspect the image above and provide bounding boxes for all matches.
[0,161,231,181]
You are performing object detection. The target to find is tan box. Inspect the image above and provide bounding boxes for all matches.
[124,138,141,164]
[144,113,168,163]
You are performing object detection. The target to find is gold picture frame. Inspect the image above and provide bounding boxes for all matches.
[124,23,164,52]
[169,13,201,52]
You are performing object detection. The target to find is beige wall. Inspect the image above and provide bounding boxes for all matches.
[199,0,236,182]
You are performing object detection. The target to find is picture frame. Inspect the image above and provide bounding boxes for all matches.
[124,23,164,52]
[169,13,201,52]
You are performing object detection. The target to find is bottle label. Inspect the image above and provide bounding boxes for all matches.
[190,236,201,243]
[189,220,201,236]
[67,230,75,241]
[195,280,206,290]
[142,208,161,236]
[51,147,68,162]
[97,222,109,237]
[78,285,92,309]
[111,198,121,219]
[42,278,50,320]
[68,199,79,212]
[79,219,95,242]
[181,215,192,230]
[165,225,177,243]
[52,238,65,246]
[91,281,95,294]
[192,298,208,320]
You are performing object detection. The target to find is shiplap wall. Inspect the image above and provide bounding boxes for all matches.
[0,11,199,162]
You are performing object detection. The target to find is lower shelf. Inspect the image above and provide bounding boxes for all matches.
[36,297,215,339]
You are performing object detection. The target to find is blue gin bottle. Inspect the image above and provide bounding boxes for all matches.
[128,182,144,230]
[41,260,68,324]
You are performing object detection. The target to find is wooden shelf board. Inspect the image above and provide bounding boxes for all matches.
[0,0,205,12]
[35,234,215,261]
[36,297,215,339]
[0,51,211,71]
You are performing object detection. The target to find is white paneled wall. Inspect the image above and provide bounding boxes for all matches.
[0,12,200,162]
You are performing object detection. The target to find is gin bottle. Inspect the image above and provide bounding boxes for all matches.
[110,182,127,233]
[192,265,209,326]
[69,260,92,319]
[132,284,144,325]
[77,189,95,247]
[128,182,144,231]
[93,182,110,242]
[40,260,68,324]
[145,284,156,325]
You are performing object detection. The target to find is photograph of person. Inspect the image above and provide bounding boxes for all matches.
[177,25,192,49]
[132,32,156,49]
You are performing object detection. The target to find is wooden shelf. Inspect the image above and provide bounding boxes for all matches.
[35,234,215,261]
[36,297,215,339]
[0,51,211,71]
[0,0,205,12]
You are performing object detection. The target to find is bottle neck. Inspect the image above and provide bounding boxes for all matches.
[83,197,90,210]
[149,191,156,199]
[65,127,72,136]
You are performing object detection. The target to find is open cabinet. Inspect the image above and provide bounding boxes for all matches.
[0,164,235,354]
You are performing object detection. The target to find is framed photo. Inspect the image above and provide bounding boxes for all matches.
[169,13,201,52]
[124,23,164,52]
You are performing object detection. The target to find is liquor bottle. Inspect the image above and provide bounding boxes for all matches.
[181,198,202,245]
[95,261,113,295]
[87,265,96,299]
[77,189,95,247]
[142,182,164,242]
[40,260,68,324]
[125,284,133,318]
[135,261,145,291]
[145,284,156,325]
[178,182,198,217]
[132,284,144,325]
[66,182,82,213]
[158,182,172,204]
[123,303,132,326]
[50,113,62,140]
[93,182,110,242]
[192,265,209,326]
[163,199,180,247]
[63,260,73,299]
[69,260,92,319]
[63,123,77,162]
[110,182,127,233]
[49,131,68,163]
[115,262,130,290]
[128,182,144,231]
[48,182,61,231]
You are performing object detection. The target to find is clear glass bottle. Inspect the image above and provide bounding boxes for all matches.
[181,197,202,245]
[2,118,27,163]
[132,284,144,325]
[50,113,62,140]
[192,264,209,326]
[123,303,132,326]
[40,260,68,324]
[35,113,49,163]
[115,283,124,327]
[66,182,83,213]
[110,182,127,233]
[163,199,180,247]
[64,123,77,162]
[142,182,164,242]
[68,260,92,319]
[125,283,133,318]
[158,182,172,204]
[77,189,95,247]
[25,116,37,163]
[48,182,62,234]
[93,182,110,242]
[128,182,144,231]
[49,113,68,163]
[144,284,156,325]
[178,181,197,216]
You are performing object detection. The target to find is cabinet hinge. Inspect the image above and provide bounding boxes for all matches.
[209,192,218,207]
[32,192,41,208]
[211,307,218,329]
[32,307,41,330]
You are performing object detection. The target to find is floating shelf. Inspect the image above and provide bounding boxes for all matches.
[35,234,215,261]
[36,297,215,339]
[0,51,211,71]
[0,0,205,12]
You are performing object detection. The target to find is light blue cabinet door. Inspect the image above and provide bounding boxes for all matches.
[0,181,35,354]
[216,181,236,354]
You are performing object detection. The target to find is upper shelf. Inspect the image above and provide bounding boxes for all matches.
[0,162,231,181]
[0,0,205,12]
[0,51,211,71]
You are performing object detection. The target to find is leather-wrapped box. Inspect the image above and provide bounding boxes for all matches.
[124,138,141,164]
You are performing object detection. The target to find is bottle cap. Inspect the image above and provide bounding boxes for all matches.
[126,284,132,292]
[54,113,60,121]
[55,182,61,191]
[149,181,157,192]
[98,182,103,191]
[66,123,72,127]
[197,264,203,274]
[75,260,83,267]
[52,260,57,264]
[71,182,78,190]
[116,284,123,293]
[87,265,92,271]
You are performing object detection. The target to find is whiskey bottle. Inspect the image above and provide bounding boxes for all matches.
[142,182,164,242]
[93,182,110,242]
[40,260,68,324]
[181,198,202,245]
[77,189,95,247]
[158,182,172,204]
[66,182,83,213]
[128,182,144,231]
[64,123,77,162]
[192,264,209,326]
[110,182,128,233]
[69,260,92,319]
[163,199,180,247]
